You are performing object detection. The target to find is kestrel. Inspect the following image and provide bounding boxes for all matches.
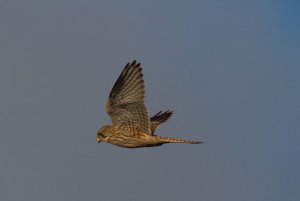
[97,60,202,148]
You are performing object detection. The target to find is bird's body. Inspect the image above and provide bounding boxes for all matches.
[99,125,199,148]
[97,60,202,148]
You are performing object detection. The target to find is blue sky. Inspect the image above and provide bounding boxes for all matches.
[0,1,299,201]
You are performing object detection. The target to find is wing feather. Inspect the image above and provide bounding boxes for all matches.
[106,61,151,134]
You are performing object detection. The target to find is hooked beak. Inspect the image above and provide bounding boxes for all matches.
[97,137,101,143]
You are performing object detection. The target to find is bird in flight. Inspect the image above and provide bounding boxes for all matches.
[97,60,202,148]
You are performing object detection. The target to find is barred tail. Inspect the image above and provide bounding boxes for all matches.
[156,135,203,144]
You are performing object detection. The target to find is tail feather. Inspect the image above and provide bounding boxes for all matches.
[156,135,203,144]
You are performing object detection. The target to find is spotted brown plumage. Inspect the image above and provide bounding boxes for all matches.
[97,60,202,148]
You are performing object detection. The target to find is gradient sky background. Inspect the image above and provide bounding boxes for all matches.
[0,1,299,201]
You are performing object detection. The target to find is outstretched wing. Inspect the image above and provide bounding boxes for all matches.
[106,61,151,134]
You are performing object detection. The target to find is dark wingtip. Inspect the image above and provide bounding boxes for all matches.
[130,60,141,67]
[165,110,174,115]
[150,110,173,122]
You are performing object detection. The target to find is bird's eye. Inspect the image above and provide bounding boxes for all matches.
[100,133,107,138]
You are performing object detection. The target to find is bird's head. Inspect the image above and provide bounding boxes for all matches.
[96,125,110,143]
